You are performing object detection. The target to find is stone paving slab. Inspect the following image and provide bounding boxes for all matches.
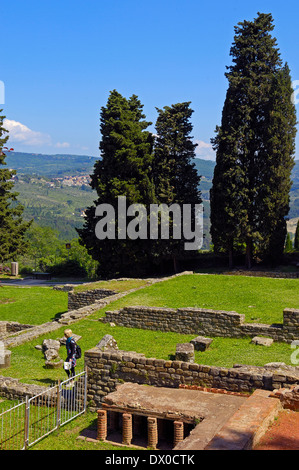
[102,383,247,450]
[204,389,282,450]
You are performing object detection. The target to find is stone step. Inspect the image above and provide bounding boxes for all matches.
[204,389,282,450]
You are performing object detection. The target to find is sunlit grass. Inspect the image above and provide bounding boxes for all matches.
[0,286,67,324]
[1,274,298,385]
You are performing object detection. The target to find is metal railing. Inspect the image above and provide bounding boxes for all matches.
[0,400,27,450]
[0,369,87,450]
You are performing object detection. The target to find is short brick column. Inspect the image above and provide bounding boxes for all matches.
[173,421,184,447]
[97,409,107,441]
[122,413,133,445]
[147,417,158,449]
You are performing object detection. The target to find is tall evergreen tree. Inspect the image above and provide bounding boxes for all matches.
[152,102,202,271]
[77,90,155,277]
[210,12,297,268]
[0,110,31,263]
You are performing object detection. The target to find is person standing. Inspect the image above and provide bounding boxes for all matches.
[64,329,77,384]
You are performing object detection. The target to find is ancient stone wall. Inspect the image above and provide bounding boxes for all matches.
[0,321,33,340]
[103,306,299,343]
[222,270,299,279]
[85,348,299,411]
[0,376,48,401]
[67,289,117,310]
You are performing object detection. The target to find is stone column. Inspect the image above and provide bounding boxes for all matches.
[97,409,107,441]
[147,417,158,449]
[122,413,133,446]
[173,421,184,447]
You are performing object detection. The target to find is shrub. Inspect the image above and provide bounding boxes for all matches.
[48,259,87,278]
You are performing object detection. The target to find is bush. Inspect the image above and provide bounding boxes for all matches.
[47,259,87,278]
[19,266,34,275]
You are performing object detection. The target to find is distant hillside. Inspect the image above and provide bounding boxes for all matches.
[5,151,97,177]
[3,151,299,245]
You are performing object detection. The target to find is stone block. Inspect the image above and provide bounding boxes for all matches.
[42,339,61,352]
[251,336,273,347]
[0,349,11,369]
[96,335,118,351]
[44,348,59,361]
[45,359,64,369]
[190,335,213,351]
[175,343,195,363]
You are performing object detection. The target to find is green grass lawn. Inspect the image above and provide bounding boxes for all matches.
[29,411,134,451]
[91,274,299,324]
[73,278,150,293]
[0,286,67,324]
[1,313,296,385]
[0,274,299,386]
[84,274,299,324]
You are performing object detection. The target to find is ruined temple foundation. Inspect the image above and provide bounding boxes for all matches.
[95,382,247,449]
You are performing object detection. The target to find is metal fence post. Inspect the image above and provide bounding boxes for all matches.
[56,379,61,430]
[24,396,29,450]
[84,367,88,412]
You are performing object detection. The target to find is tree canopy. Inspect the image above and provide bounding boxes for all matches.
[0,110,31,263]
[210,12,297,268]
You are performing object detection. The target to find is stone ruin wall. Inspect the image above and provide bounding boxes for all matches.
[102,306,299,344]
[85,348,299,411]
[67,289,117,311]
[0,321,33,340]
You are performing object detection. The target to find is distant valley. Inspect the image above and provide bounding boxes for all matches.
[5,151,299,245]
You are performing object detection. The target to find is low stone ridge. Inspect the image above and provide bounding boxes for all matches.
[271,384,299,411]
[0,321,34,340]
[0,375,48,401]
[103,305,299,344]
[251,336,273,347]
[67,289,118,310]
[85,348,299,411]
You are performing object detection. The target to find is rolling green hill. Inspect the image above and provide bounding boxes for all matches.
[13,180,95,240]
[5,151,97,177]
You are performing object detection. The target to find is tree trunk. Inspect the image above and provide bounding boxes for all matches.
[245,239,252,269]
[228,240,233,269]
[173,256,178,274]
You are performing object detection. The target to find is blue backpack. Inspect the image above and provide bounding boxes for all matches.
[75,344,82,359]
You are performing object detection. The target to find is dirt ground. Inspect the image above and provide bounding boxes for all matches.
[254,409,299,450]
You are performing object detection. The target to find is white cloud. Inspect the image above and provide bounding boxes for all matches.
[195,140,216,161]
[55,141,70,148]
[4,119,51,147]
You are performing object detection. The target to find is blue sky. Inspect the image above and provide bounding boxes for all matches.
[1,0,299,159]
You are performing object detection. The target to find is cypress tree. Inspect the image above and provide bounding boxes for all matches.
[210,12,297,268]
[77,90,155,277]
[256,63,297,263]
[0,110,31,263]
[152,102,202,271]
